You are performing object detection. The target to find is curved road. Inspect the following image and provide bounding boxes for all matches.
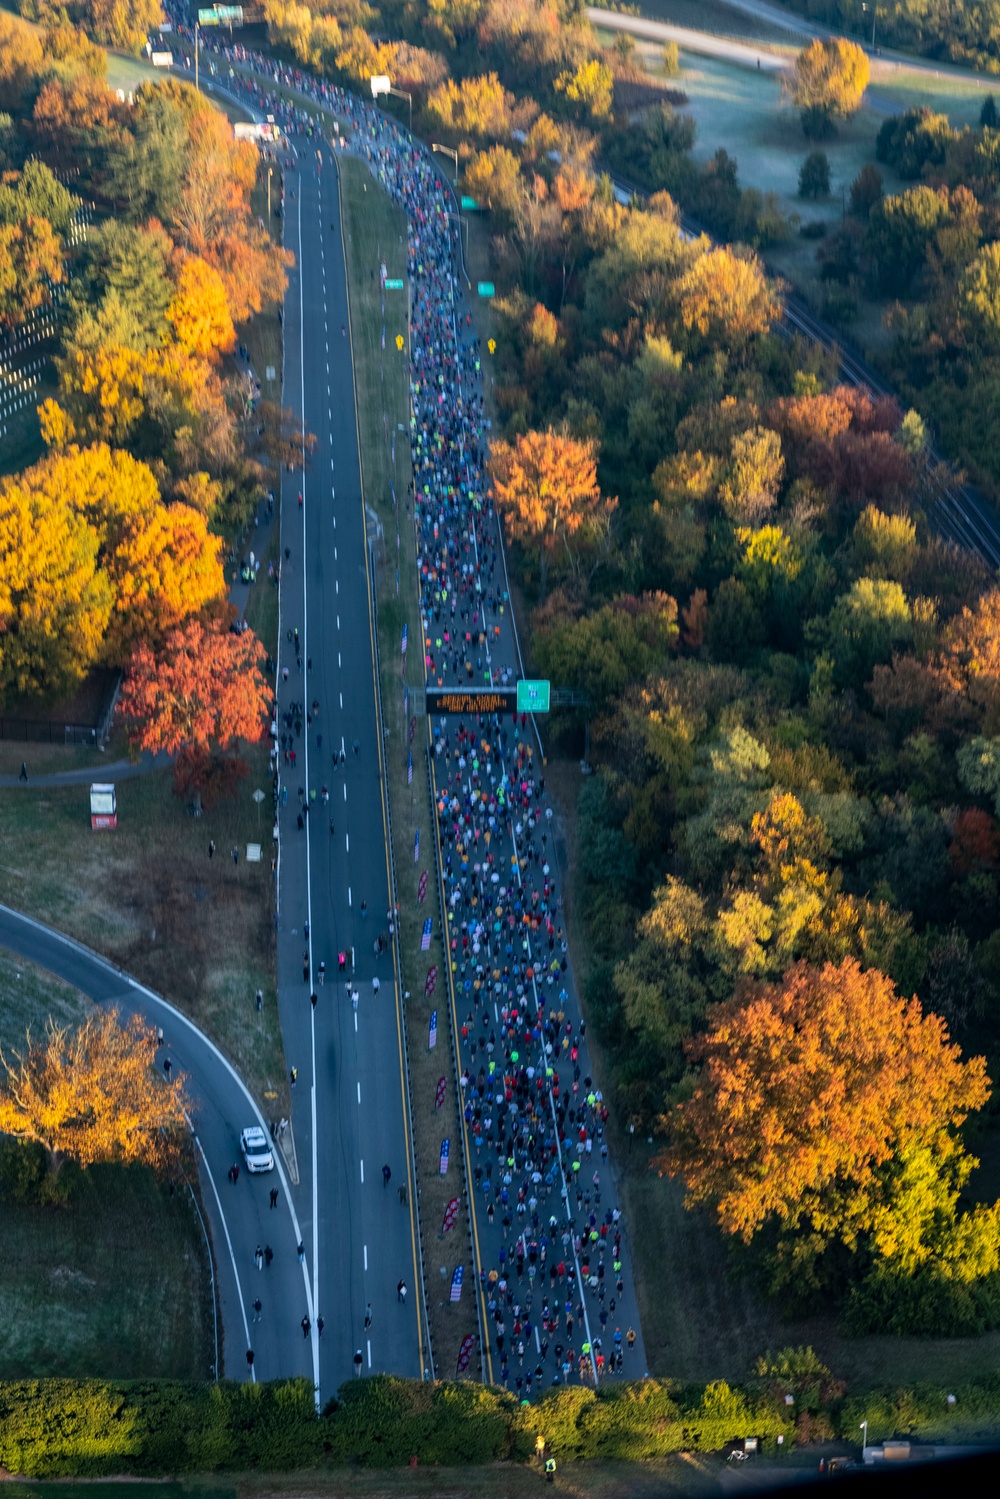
[0,903,311,1384]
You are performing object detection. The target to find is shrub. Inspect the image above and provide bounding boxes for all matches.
[662,41,680,77]
[850,163,883,219]
[802,105,837,140]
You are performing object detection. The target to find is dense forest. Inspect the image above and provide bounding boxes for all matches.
[10,0,1000,1344]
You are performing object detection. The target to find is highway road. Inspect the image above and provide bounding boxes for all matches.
[0,903,311,1384]
[273,139,425,1400]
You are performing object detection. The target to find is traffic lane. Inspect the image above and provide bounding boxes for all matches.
[305,152,422,1378]
[0,905,311,1382]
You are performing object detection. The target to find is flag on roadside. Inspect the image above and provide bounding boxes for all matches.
[407,751,413,784]
[418,870,428,902]
[440,1138,450,1174]
[421,917,432,950]
[414,828,420,862]
[450,1264,464,1302]
[429,1008,437,1048]
[401,622,408,655]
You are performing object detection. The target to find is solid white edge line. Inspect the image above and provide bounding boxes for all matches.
[0,903,314,1319]
[193,1131,255,1379]
[296,168,323,1407]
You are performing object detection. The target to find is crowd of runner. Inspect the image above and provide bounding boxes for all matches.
[166,17,644,1389]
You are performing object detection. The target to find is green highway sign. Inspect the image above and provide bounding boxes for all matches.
[384,278,404,289]
[460,195,479,210]
[477,281,495,298]
[517,679,551,714]
[198,4,242,22]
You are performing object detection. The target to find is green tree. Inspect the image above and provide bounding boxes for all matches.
[865,186,950,296]
[533,592,679,713]
[798,150,830,199]
[823,577,913,687]
[0,158,75,235]
[849,163,883,219]
[65,219,173,354]
[959,241,1000,354]
[957,735,1000,816]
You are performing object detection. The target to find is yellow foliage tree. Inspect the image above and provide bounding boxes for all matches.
[0,471,112,696]
[677,247,780,350]
[335,26,399,81]
[784,38,870,118]
[0,1012,189,1174]
[553,59,614,119]
[428,72,514,138]
[167,255,236,359]
[105,501,225,658]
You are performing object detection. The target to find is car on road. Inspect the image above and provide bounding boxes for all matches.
[240,1125,275,1173]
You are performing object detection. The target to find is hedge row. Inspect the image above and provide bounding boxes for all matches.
[3,1374,1000,1476]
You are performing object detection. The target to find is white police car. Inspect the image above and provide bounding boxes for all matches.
[240,1125,275,1173]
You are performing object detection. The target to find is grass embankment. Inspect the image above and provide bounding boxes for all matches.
[0,956,213,1381]
[339,155,482,1372]
[0,747,286,1116]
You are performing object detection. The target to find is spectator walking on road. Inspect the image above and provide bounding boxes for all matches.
[269,1187,279,1209]
[301,1315,311,1338]
[254,1244,263,1269]
[397,1279,407,1302]
[364,1303,373,1329]
[382,1163,391,1187]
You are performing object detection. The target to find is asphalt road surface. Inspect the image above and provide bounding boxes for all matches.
[0,904,311,1384]
[274,140,425,1401]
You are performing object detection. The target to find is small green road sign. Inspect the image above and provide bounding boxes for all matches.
[517,679,551,714]
[460,195,479,210]
[384,278,404,289]
[477,281,495,298]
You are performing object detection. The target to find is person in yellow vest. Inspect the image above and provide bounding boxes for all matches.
[545,1456,556,1483]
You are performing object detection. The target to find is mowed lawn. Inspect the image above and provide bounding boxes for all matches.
[0,1160,213,1380]
[0,954,212,1381]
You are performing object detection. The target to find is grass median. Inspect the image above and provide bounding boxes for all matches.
[339,154,482,1374]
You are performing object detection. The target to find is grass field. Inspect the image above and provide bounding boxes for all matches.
[338,153,484,1373]
[0,958,212,1383]
[0,1159,213,1380]
[0,750,287,1116]
[0,950,92,1055]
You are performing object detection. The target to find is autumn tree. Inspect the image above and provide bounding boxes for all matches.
[118,619,270,806]
[0,216,64,330]
[0,468,111,696]
[0,1012,189,1174]
[488,428,617,593]
[676,247,780,352]
[167,255,236,359]
[719,427,785,523]
[427,72,513,139]
[334,27,399,83]
[553,59,614,119]
[784,38,869,133]
[660,958,996,1290]
[463,146,523,220]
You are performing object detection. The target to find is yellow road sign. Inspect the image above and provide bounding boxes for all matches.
[395,333,404,351]
[488,338,496,354]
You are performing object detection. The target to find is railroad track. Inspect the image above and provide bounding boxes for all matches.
[609,170,1000,570]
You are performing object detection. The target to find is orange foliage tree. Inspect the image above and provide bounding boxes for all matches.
[488,428,617,593]
[166,255,236,359]
[660,957,990,1243]
[118,619,270,806]
[0,1012,189,1174]
[0,217,64,330]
